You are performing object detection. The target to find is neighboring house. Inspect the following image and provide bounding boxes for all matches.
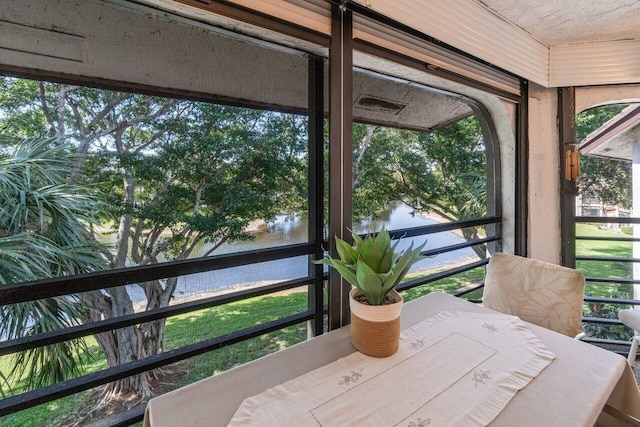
[577,195,630,229]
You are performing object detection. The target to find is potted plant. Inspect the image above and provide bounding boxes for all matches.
[315,229,426,357]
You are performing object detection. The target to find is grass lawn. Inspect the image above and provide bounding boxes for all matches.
[0,261,484,426]
[401,267,485,302]
[0,293,309,427]
[576,223,634,298]
[575,223,635,340]
[5,237,633,426]
[162,292,310,386]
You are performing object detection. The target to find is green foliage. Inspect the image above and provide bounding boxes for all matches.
[583,296,634,341]
[83,102,309,265]
[315,229,426,305]
[576,104,628,141]
[351,117,486,223]
[0,79,51,139]
[0,136,108,392]
[0,136,108,278]
[0,76,312,396]
[575,224,634,340]
[350,117,489,259]
[2,298,92,391]
[576,104,631,209]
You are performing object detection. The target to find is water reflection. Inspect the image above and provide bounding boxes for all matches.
[126,203,478,303]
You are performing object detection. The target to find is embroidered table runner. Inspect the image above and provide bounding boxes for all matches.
[229,311,556,426]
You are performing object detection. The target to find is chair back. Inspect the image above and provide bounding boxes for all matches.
[619,309,640,336]
[483,253,585,337]
[618,309,640,364]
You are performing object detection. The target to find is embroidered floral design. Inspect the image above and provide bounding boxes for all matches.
[338,369,363,386]
[482,323,498,333]
[410,339,425,349]
[407,417,431,426]
[472,370,492,386]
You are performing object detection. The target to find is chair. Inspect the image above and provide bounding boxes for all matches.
[618,309,640,365]
[483,253,586,339]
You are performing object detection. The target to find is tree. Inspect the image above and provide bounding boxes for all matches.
[0,77,308,398]
[576,104,631,209]
[0,137,108,390]
[352,117,488,258]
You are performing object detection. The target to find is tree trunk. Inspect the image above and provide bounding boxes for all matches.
[24,82,188,399]
[353,125,376,190]
[461,227,487,259]
[91,168,159,399]
[94,286,155,400]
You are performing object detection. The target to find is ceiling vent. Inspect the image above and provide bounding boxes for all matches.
[354,95,407,115]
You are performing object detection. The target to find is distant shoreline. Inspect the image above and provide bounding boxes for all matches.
[133,254,479,312]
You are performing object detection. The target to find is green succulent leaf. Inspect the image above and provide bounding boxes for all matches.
[391,242,427,288]
[380,270,400,295]
[379,244,394,273]
[335,237,357,264]
[320,258,360,290]
[312,228,427,305]
[359,237,383,273]
[355,258,384,304]
[374,229,391,252]
[351,230,363,246]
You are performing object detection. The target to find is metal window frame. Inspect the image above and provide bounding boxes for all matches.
[0,0,532,424]
[0,6,329,418]
[308,55,326,336]
[559,87,577,267]
[515,81,530,256]
[327,2,354,330]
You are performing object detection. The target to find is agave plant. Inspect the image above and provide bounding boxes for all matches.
[315,229,426,305]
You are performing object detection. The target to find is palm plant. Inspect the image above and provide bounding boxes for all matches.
[315,229,425,305]
[0,136,108,391]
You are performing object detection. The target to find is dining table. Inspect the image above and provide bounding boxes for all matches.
[143,291,640,426]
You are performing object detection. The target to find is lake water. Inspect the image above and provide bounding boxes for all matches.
[126,203,477,303]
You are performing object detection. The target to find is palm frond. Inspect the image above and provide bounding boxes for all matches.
[0,136,107,391]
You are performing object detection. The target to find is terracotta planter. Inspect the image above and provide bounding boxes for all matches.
[349,288,403,357]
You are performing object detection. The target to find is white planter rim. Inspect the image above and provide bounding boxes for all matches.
[349,288,403,323]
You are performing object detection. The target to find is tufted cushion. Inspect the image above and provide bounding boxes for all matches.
[483,253,585,337]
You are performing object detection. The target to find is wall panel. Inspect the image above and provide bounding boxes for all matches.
[551,40,640,87]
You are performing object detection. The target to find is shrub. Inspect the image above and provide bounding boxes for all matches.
[621,226,633,236]
[583,296,634,341]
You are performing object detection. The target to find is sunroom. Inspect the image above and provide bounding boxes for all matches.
[1,1,640,426]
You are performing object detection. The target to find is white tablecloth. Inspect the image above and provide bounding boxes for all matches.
[229,311,555,426]
[143,292,640,427]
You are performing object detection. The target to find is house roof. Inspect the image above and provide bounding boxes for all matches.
[579,104,640,161]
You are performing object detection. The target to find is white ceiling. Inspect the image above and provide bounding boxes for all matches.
[477,0,640,46]
[134,0,640,87]
[352,0,640,86]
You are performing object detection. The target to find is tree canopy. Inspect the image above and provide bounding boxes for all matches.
[0,75,491,398]
[0,136,108,390]
[0,77,309,397]
[576,104,631,209]
[352,117,488,257]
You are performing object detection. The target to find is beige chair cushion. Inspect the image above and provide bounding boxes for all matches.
[483,253,585,337]
[619,309,640,333]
